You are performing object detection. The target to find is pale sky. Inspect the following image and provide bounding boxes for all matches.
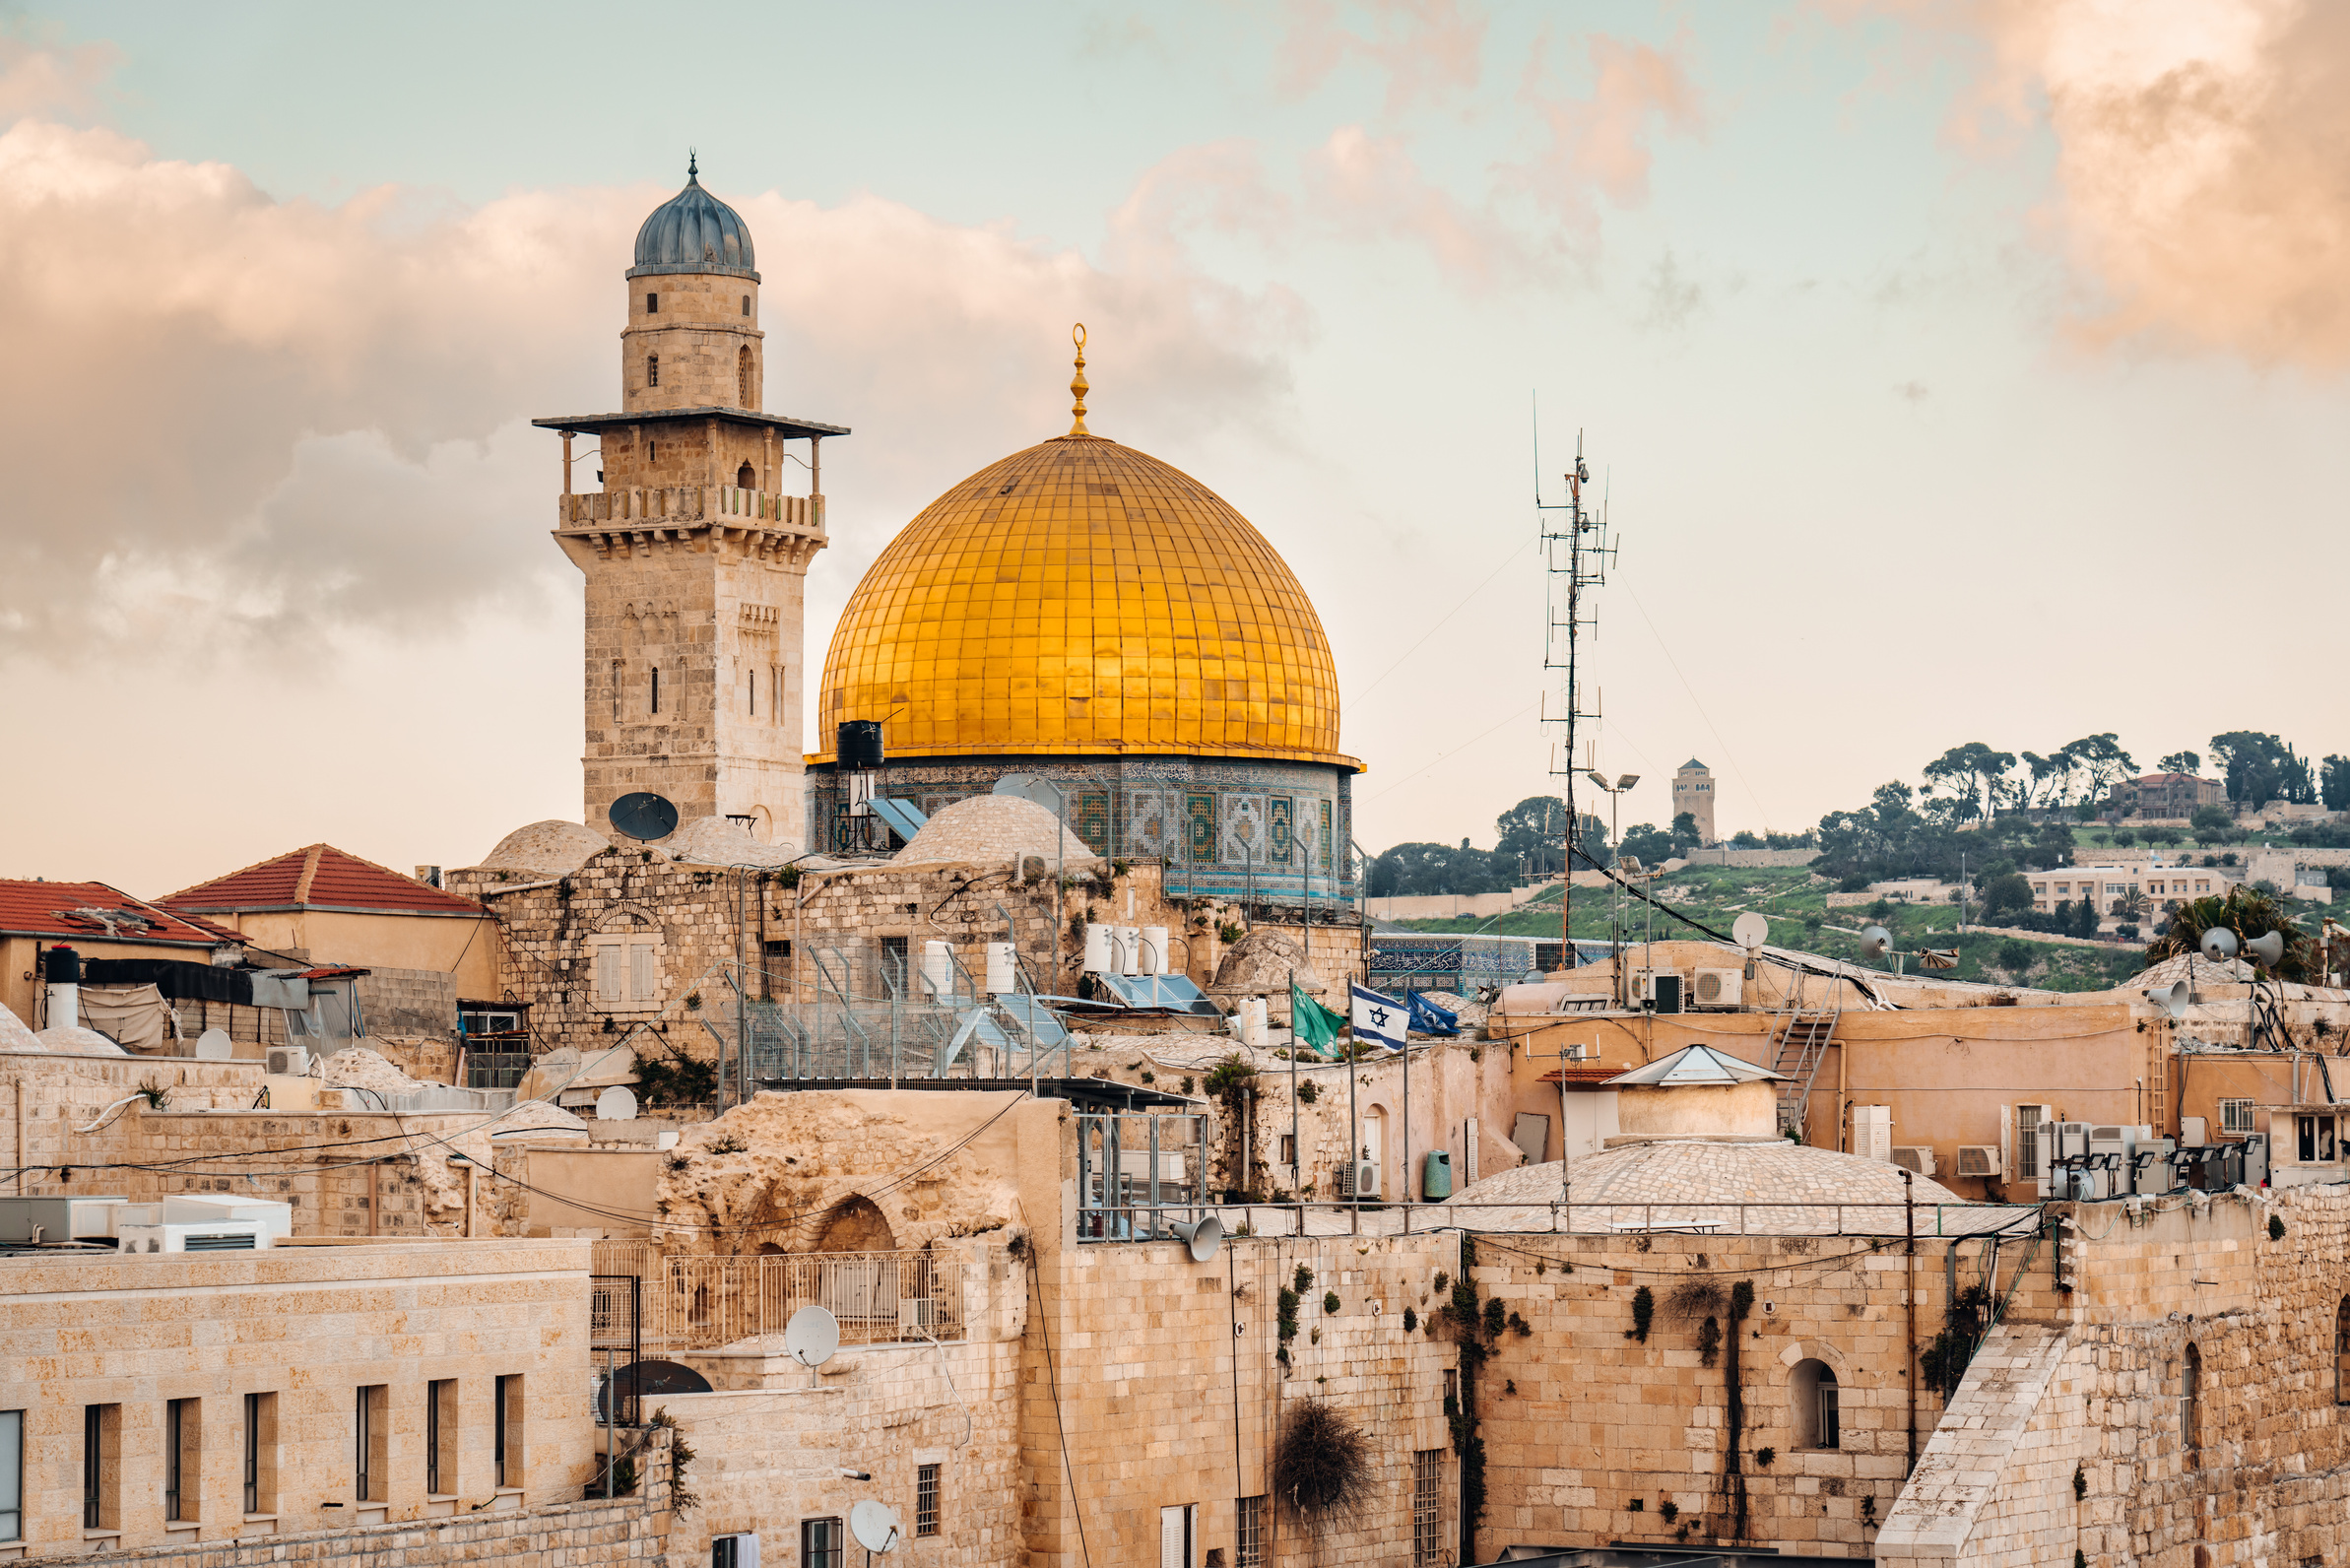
[3,1,2345,892]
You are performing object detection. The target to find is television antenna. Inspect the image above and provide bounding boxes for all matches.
[1535,422,1615,968]
[608,791,681,842]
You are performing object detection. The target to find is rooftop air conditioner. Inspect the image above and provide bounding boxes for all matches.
[265,1046,310,1078]
[1954,1145,2000,1179]
[116,1220,271,1254]
[1890,1145,1937,1178]
[1337,1161,1382,1199]
[1690,968,1743,1009]
[1633,972,1684,1013]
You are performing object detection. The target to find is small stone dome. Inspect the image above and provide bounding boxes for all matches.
[893,795,1096,869]
[1449,1139,1993,1235]
[630,160,757,279]
[0,1005,42,1053]
[663,816,802,868]
[1210,930,1328,1002]
[38,1024,125,1057]
[473,820,611,879]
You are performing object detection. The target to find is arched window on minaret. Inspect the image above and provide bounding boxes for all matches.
[737,461,755,490]
[647,354,660,389]
[737,345,752,409]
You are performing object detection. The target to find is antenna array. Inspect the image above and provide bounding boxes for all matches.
[1536,430,1615,964]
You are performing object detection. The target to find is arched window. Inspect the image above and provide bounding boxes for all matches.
[741,294,751,316]
[736,461,755,490]
[737,345,753,408]
[649,665,661,716]
[647,354,660,388]
[2183,1343,2202,1465]
[2337,1298,2350,1405]
[1791,1359,1839,1449]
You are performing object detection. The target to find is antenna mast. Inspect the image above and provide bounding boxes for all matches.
[1537,429,1612,968]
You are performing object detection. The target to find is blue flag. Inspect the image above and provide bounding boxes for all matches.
[1405,991,1460,1037]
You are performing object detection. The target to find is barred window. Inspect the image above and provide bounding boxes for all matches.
[916,1464,940,1536]
[1236,1495,1264,1568]
[2221,1099,2255,1135]
[648,355,660,388]
[1411,1450,1444,1567]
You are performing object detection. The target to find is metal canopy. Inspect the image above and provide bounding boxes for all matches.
[533,407,852,440]
[749,1077,1200,1113]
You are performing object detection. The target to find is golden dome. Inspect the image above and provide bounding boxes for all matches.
[814,432,1354,769]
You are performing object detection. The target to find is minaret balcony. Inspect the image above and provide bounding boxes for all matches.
[556,485,826,564]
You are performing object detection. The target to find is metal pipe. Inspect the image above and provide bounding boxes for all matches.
[1904,1166,1918,1474]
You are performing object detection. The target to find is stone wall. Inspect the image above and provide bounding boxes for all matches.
[357,965,457,1037]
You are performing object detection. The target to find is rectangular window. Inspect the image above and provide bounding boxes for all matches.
[592,939,662,1007]
[2221,1098,2255,1135]
[2015,1105,2048,1185]
[165,1397,199,1522]
[714,1537,761,1568]
[648,355,660,388]
[426,1379,455,1496]
[1158,1504,1195,1568]
[0,1409,21,1542]
[1235,1495,1264,1568]
[356,1385,387,1502]
[1279,1134,1296,1166]
[646,292,659,313]
[83,1404,116,1531]
[1411,1450,1444,1568]
[749,669,756,716]
[801,1516,843,1568]
[495,1375,522,1490]
[916,1463,940,1535]
[650,665,662,715]
[243,1392,275,1515]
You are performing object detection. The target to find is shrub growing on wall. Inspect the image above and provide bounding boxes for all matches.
[1272,1400,1374,1531]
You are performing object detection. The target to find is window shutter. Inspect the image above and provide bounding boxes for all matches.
[629,943,658,1003]
[594,944,621,1004]
[1999,1104,2015,1183]
[1159,1506,1186,1568]
[1465,1118,1480,1186]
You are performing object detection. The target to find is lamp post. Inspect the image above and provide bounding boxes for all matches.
[1584,771,1641,996]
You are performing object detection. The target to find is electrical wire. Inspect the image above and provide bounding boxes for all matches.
[1025,1247,1093,1568]
[1360,697,1544,807]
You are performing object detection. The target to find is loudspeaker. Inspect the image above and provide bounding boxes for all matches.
[1168,1214,1224,1263]
[2246,931,2286,968]
[2200,927,2240,963]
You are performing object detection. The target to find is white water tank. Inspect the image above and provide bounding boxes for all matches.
[1140,926,1169,976]
[921,941,955,999]
[1115,926,1142,977]
[1082,923,1114,974]
[985,942,1016,995]
[1248,997,1270,1047]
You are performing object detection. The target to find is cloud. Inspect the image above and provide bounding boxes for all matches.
[1641,251,1705,328]
[0,31,118,120]
[1859,0,2350,368]
[1274,0,1489,115]
[0,118,1300,661]
[1499,30,1705,260]
[1304,125,1552,289]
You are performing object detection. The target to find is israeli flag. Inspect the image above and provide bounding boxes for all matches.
[1349,983,1408,1051]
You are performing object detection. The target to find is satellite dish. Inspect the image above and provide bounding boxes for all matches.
[993,772,1040,797]
[850,1500,903,1554]
[2144,980,2190,1018]
[594,1085,638,1121]
[2200,926,2240,963]
[1860,925,1891,961]
[609,791,681,842]
[1169,1213,1224,1263]
[785,1305,839,1368]
[1731,912,1770,951]
[2246,930,2286,968]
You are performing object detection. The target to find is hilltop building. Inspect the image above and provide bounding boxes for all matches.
[1672,756,1717,844]
[2108,770,2225,819]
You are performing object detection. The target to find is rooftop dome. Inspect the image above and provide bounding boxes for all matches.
[473,819,610,879]
[1447,1139,2007,1235]
[813,433,1353,769]
[629,158,757,280]
[893,794,1096,869]
[662,815,801,868]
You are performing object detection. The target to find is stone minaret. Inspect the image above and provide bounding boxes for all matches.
[536,158,849,848]
[1672,758,1717,845]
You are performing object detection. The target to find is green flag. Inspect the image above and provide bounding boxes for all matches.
[1289,979,1346,1056]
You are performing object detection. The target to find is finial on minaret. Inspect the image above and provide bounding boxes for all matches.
[687,149,699,182]
[1069,322,1089,436]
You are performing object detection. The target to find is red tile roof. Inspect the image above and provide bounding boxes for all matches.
[0,881,235,947]
[162,844,486,918]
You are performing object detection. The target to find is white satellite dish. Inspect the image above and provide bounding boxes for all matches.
[850,1500,903,1554]
[785,1305,839,1369]
[594,1085,638,1121]
[1731,912,1770,951]
[2200,926,2239,964]
[1860,925,1891,961]
[2144,980,2189,1018]
[193,1027,234,1061]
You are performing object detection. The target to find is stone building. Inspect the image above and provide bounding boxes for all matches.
[531,158,846,849]
[802,340,1362,909]
[1671,758,1718,845]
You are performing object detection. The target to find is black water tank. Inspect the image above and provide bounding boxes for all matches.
[836,720,884,770]
[43,945,80,984]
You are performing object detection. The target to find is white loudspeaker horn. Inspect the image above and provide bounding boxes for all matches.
[1860,925,1891,961]
[1168,1214,1224,1263]
[2200,926,2239,963]
[2246,930,2286,968]
[2144,980,2190,1018]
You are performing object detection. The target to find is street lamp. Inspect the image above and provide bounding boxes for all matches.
[1585,771,1641,996]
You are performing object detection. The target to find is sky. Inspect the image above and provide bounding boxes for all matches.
[2,0,2346,892]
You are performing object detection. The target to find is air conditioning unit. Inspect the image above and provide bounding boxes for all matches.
[1955,1145,2000,1179]
[116,1220,272,1254]
[1890,1145,1937,1178]
[1633,972,1684,1013]
[265,1046,310,1078]
[1337,1161,1382,1199]
[898,1296,941,1333]
[1690,968,1743,1009]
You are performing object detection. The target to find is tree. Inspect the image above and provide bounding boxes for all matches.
[1368,842,1513,898]
[1669,813,1702,856]
[2020,749,2078,810]
[1493,796,1568,876]
[2190,804,2232,837]
[2323,755,2350,812]
[2209,731,2317,806]
[1980,874,2034,923]
[2142,884,2316,982]
[2158,751,2202,776]
[2062,734,2137,810]
[1617,822,1674,867]
[1924,743,2016,821]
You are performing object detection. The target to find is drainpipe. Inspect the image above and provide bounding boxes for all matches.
[1903,1165,1918,1474]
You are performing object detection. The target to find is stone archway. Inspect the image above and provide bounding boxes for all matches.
[814,1195,897,1254]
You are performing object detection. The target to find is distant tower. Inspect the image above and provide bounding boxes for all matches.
[535,158,849,847]
[1672,758,1717,845]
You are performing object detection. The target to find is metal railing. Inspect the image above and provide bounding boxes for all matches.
[1077,1197,2044,1242]
[618,1250,966,1352]
[1077,1112,1210,1240]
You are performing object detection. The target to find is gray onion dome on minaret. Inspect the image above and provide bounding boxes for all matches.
[628,153,759,281]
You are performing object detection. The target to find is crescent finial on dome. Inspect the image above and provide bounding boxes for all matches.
[1069,322,1089,436]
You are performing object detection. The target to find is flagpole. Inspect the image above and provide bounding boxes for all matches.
[1403,1001,1412,1213]
[1288,967,1299,1204]
[1347,999,1359,1218]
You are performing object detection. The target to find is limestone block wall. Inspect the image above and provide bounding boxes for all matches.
[357,966,457,1037]
[620,272,761,416]
[1469,1226,2054,1558]
[1881,1188,2350,1567]
[0,1240,600,1557]
[1020,1232,1460,1568]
